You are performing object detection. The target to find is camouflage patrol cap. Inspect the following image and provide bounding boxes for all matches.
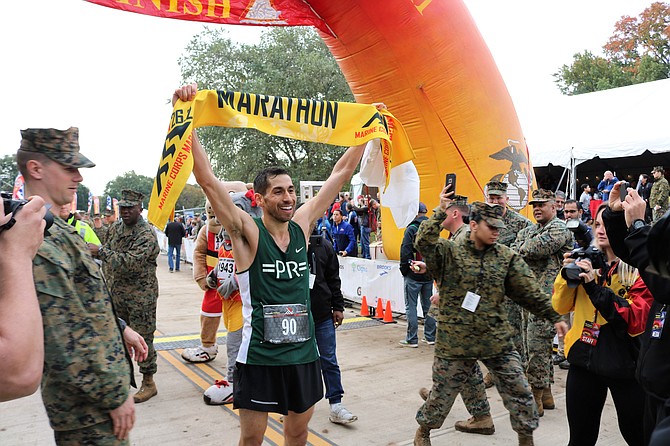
[529,189,555,204]
[19,127,95,168]
[470,201,505,229]
[652,166,665,174]
[485,181,508,196]
[103,208,115,216]
[118,189,144,207]
[446,195,469,209]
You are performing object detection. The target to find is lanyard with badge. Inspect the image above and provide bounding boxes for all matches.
[461,254,485,313]
[652,304,666,339]
[580,309,601,346]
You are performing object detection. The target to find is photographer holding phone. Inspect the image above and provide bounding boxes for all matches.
[603,182,670,444]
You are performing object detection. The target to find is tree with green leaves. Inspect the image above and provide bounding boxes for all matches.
[104,171,154,206]
[554,2,670,95]
[175,183,206,210]
[178,27,354,184]
[76,184,90,212]
[104,170,203,212]
[0,154,19,192]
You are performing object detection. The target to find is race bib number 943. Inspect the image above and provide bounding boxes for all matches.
[263,304,310,344]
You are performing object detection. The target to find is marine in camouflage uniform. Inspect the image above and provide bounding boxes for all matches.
[426,195,469,322]
[92,209,114,244]
[17,127,134,445]
[429,196,497,434]
[498,201,533,364]
[512,189,573,416]
[99,189,160,403]
[92,220,106,243]
[413,200,561,446]
[455,182,535,435]
[485,182,533,373]
[650,166,669,223]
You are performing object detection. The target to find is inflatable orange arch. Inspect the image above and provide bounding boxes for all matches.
[310,0,535,259]
[86,0,536,260]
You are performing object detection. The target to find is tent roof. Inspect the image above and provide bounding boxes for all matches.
[525,78,670,168]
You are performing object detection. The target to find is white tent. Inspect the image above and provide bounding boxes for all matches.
[525,78,670,195]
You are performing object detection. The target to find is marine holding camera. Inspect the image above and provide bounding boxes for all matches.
[552,203,653,446]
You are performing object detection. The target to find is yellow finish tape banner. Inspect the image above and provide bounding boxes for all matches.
[148,90,414,229]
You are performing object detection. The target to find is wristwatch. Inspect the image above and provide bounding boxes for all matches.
[628,219,646,233]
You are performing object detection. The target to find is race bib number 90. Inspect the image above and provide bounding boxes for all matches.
[263,304,311,344]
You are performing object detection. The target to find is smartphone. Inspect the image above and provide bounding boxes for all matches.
[445,173,457,194]
[620,181,631,200]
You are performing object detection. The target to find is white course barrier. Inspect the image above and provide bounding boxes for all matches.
[338,256,418,316]
[155,228,421,316]
[154,228,195,264]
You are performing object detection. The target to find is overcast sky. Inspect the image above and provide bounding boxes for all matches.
[0,0,655,194]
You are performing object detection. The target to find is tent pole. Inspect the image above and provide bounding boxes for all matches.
[556,167,568,195]
[570,147,576,199]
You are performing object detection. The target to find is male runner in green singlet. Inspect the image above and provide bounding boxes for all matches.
[174,84,374,446]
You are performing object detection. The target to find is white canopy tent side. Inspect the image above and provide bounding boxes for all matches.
[524,78,670,198]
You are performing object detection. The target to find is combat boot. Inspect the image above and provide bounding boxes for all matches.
[483,372,495,388]
[542,385,555,410]
[518,433,535,446]
[413,426,431,446]
[454,414,495,435]
[531,386,544,417]
[134,374,158,403]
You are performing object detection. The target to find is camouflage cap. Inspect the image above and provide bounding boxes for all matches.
[18,127,95,168]
[103,208,115,216]
[652,166,665,174]
[446,195,469,209]
[485,181,508,196]
[470,201,505,229]
[529,188,555,204]
[118,189,144,207]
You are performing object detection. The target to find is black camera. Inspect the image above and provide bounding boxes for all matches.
[1,192,54,235]
[566,218,593,248]
[309,234,323,247]
[561,245,608,288]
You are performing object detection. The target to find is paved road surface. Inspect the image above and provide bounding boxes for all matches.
[0,254,627,445]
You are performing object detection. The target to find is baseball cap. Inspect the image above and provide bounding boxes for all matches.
[118,189,144,207]
[485,181,508,196]
[470,201,505,229]
[529,189,555,204]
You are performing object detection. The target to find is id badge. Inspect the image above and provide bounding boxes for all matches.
[461,291,481,313]
[651,311,666,339]
[263,304,310,344]
[309,273,316,290]
[580,320,600,346]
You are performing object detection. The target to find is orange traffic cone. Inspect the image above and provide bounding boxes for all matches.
[382,300,397,324]
[372,298,384,319]
[360,296,370,317]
